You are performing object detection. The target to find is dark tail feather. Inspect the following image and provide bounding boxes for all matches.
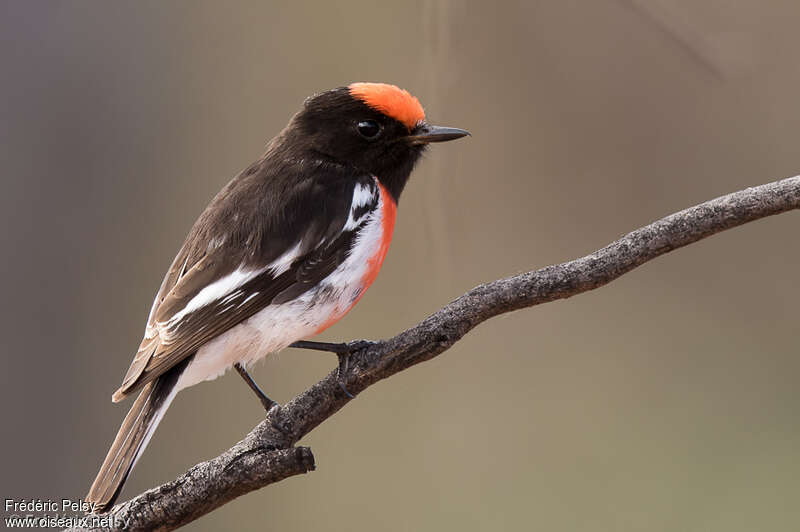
[87,360,186,513]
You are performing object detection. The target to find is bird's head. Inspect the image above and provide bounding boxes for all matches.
[281,82,469,200]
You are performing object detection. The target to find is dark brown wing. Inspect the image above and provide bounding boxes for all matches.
[112,167,378,402]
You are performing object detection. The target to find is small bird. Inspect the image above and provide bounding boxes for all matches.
[87,82,468,511]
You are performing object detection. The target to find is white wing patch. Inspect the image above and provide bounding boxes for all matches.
[344,181,378,231]
[155,240,306,335]
[241,292,260,305]
[266,240,304,276]
[160,267,267,329]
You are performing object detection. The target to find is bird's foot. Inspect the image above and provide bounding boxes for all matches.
[289,339,376,398]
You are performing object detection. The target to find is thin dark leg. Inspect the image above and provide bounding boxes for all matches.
[289,340,351,353]
[234,363,278,412]
[288,340,375,398]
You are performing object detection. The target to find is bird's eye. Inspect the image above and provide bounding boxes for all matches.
[356,120,382,139]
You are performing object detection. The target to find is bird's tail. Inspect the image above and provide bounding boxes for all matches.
[86,362,185,513]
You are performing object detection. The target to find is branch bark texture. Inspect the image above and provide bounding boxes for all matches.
[68,176,800,531]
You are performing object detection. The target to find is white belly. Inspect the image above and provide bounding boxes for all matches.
[175,287,354,390]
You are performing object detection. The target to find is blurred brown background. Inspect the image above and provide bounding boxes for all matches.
[1,1,799,530]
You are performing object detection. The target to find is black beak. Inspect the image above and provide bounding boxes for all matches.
[404,124,470,145]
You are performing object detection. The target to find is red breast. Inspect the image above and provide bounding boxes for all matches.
[314,181,397,334]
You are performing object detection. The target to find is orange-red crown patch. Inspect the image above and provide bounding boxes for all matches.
[348,82,425,129]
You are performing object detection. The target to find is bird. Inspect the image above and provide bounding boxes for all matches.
[86,82,469,512]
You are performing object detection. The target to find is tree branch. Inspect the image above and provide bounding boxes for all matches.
[69,176,800,531]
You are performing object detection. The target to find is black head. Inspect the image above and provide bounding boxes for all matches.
[280,83,469,201]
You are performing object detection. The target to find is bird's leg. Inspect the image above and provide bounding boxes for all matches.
[234,362,278,412]
[289,340,375,398]
[289,340,374,353]
[289,340,351,353]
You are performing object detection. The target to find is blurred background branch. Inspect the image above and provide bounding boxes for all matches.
[67,175,800,531]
